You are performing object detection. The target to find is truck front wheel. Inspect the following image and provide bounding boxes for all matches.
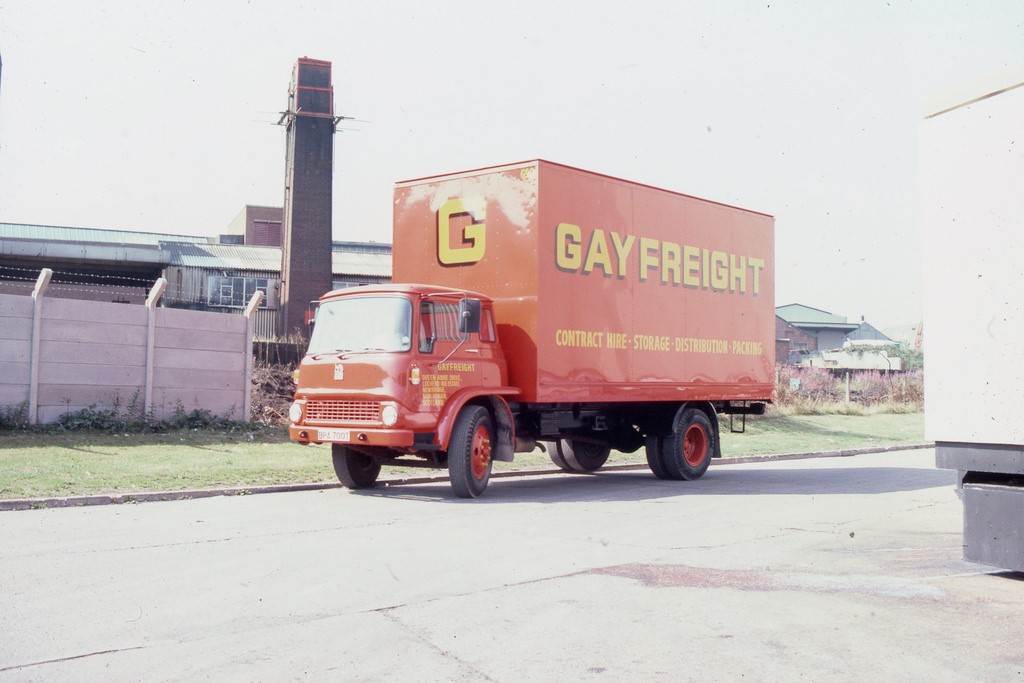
[331,444,382,489]
[660,408,714,480]
[553,439,611,472]
[448,405,494,498]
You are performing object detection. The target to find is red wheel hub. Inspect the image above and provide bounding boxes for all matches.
[682,423,708,467]
[471,425,492,480]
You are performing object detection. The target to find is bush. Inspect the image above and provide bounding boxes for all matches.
[850,371,889,404]
[0,402,29,431]
[774,365,841,411]
[0,396,256,435]
[890,346,924,371]
[2,365,292,433]
[774,365,923,415]
[51,401,246,434]
[887,369,925,404]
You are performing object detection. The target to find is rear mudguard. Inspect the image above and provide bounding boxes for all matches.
[684,402,723,459]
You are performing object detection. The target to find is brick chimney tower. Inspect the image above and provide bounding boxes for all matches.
[279,57,335,339]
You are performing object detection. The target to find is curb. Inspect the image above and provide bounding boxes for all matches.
[0,443,935,512]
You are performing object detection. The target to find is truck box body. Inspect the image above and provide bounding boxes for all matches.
[394,160,775,405]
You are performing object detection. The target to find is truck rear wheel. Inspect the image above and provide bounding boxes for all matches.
[331,444,382,489]
[548,443,572,470]
[661,408,714,480]
[448,405,494,498]
[645,434,672,480]
[553,439,611,472]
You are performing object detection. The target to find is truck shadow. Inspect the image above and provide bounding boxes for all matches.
[358,465,956,504]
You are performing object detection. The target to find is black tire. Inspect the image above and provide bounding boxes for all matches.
[555,439,611,472]
[448,405,494,498]
[660,408,714,481]
[331,444,382,489]
[645,434,672,480]
[547,441,573,471]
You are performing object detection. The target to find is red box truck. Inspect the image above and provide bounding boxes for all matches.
[289,160,775,497]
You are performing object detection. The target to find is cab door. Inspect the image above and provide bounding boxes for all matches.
[416,299,481,408]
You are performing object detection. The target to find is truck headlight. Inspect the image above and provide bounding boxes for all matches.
[381,404,398,426]
[289,402,304,423]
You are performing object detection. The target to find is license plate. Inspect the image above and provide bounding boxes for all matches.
[318,429,350,442]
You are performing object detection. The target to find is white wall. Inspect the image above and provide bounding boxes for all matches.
[921,80,1024,445]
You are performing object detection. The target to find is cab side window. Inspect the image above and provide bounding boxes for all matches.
[419,302,435,353]
[419,301,462,353]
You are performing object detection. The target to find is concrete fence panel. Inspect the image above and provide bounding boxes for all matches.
[35,296,150,423]
[150,307,249,420]
[0,271,261,425]
[0,293,33,408]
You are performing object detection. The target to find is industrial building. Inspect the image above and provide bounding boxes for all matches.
[0,218,391,340]
[775,303,897,368]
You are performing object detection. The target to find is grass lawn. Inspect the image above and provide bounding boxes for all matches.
[0,412,926,500]
[717,412,926,457]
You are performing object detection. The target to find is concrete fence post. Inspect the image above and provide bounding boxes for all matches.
[28,269,53,425]
[243,291,265,423]
[144,279,168,417]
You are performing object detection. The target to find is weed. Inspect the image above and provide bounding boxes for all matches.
[773,365,923,415]
[0,401,29,430]
[1,402,260,436]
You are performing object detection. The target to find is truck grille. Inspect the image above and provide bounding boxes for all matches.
[305,400,381,424]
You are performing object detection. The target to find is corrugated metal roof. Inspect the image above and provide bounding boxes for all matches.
[163,242,283,270]
[1,222,392,278]
[333,248,391,277]
[331,240,392,254]
[0,222,212,245]
[164,241,392,277]
[776,303,848,325]
[791,322,860,331]
[847,322,892,342]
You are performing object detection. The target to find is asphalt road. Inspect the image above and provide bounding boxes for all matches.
[1,448,1022,681]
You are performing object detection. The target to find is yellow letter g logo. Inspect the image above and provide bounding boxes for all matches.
[437,197,486,265]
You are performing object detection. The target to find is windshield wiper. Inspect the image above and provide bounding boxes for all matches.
[310,349,345,360]
[345,346,389,355]
[311,347,389,360]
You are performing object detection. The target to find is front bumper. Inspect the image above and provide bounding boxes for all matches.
[289,424,416,448]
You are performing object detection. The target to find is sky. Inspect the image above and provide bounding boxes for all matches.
[1,1,1022,331]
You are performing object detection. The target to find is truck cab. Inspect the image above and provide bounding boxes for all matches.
[289,284,517,497]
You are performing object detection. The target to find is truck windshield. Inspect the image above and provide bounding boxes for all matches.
[307,296,412,356]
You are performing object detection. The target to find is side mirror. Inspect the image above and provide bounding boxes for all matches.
[458,298,482,335]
